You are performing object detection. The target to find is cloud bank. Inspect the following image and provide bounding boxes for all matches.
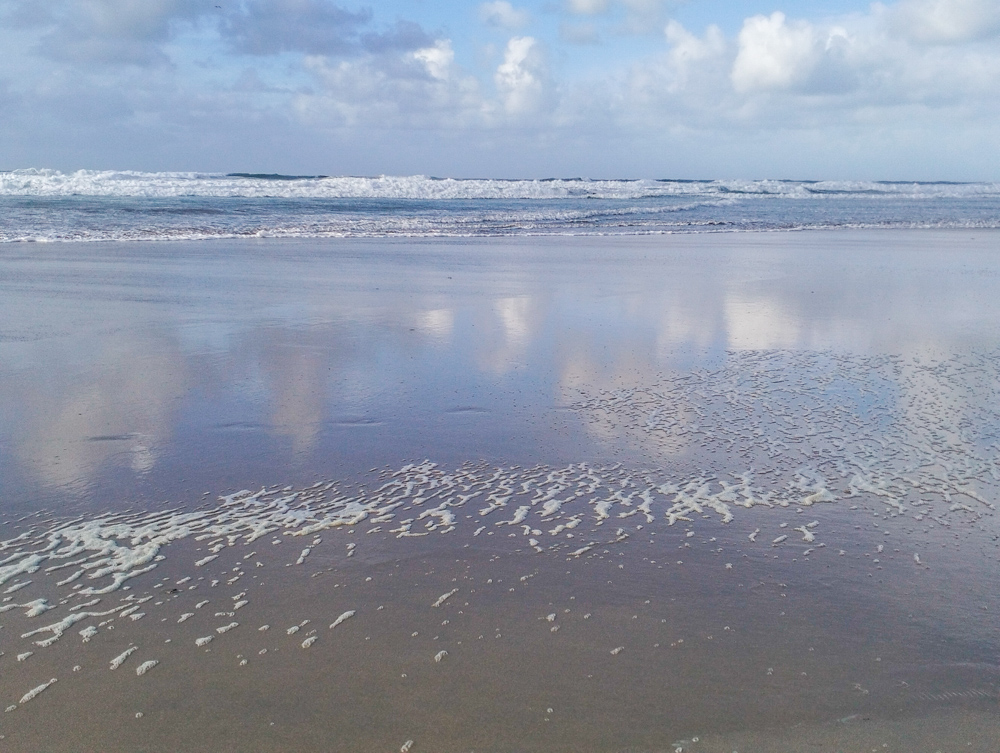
[1,0,999,178]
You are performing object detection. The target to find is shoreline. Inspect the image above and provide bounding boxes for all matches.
[3,224,1000,247]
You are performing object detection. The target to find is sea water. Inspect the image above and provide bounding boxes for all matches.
[1,169,999,242]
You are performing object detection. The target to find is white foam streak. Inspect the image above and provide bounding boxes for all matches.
[432,589,459,608]
[135,660,159,676]
[0,554,44,587]
[329,610,356,629]
[109,646,138,670]
[19,678,57,705]
[24,604,127,648]
[0,598,53,617]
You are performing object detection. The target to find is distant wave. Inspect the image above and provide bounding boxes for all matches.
[2,169,998,243]
[3,169,1000,200]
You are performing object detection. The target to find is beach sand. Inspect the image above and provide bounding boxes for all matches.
[1,230,1000,751]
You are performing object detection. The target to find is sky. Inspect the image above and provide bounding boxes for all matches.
[2,0,1000,179]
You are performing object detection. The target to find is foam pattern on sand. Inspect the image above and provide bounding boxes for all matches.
[1,349,998,716]
[571,349,1000,522]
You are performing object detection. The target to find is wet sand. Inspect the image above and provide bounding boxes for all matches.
[2,230,1000,751]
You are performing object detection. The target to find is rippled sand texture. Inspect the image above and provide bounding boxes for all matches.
[2,232,1000,751]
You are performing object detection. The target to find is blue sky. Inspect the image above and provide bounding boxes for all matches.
[2,0,1000,179]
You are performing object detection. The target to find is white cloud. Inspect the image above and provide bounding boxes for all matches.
[222,0,434,56]
[618,0,675,33]
[664,20,725,89]
[567,0,609,16]
[731,12,820,92]
[5,0,204,65]
[413,40,455,80]
[0,0,435,65]
[889,0,1000,43]
[665,20,725,62]
[480,1,530,30]
[222,0,369,56]
[4,0,1000,177]
[724,4,1000,104]
[563,0,674,34]
[495,36,548,115]
[300,46,482,128]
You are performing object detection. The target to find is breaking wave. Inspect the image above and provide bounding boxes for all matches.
[2,169,999,242]
[3,169,999,200]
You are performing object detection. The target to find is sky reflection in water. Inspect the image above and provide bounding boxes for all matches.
[1,230,998,511]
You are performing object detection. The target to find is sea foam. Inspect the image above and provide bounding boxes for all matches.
[2,170,997,201]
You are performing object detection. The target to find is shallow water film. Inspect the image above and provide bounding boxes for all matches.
[2,230,1000,752]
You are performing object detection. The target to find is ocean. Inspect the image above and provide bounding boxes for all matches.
[2,169,1000,242]
[1,174,1000,752]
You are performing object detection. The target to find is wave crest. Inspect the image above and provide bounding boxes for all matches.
[3,169,999,200]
